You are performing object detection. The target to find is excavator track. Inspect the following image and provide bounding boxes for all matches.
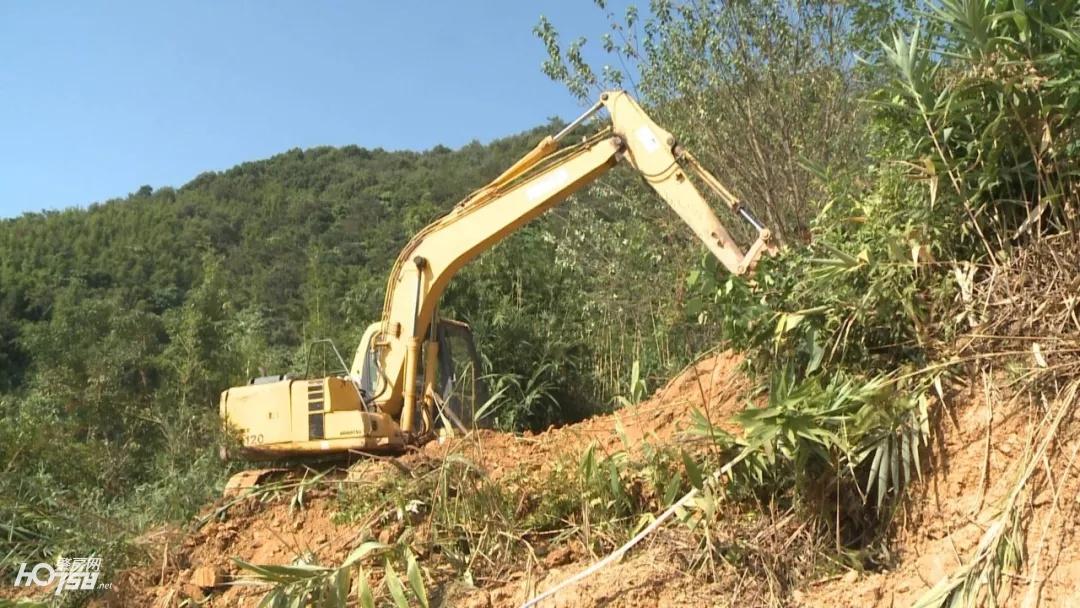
[219,448,400,497]
[223,468,288,497]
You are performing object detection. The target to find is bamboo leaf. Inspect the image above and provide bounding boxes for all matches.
[356,569,375,608]
[385,560,409,608]
[901,427,912,487]
[681,449,704,490]
[406,550,430,608]
[876,439,891,509]
[333,567,350,608]
[342,541,391,568]
[889,434,901,505]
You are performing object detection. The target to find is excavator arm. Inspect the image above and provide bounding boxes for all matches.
[352,91,774,434]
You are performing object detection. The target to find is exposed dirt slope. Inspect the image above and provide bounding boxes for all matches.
[107,350,751,607]
[103,351,1080,607]
[418,349,748,481]
[804,383,1080,608]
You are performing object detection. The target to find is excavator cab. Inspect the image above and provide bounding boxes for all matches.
[354,318,488,432]
[434,319,489,430]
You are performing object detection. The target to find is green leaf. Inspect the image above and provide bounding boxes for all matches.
[580,443,597,480]
[685,268,701,288]
[889,433,901,504]
[773,312,805,349]
[385,559,409,608]
[868,441,885,507]
[806,331,825,375]
[406,550,430,608]
[901,427,913,487]
[877,438,891,509]
[607,459,624,503]
[356,569,375,608]
[342,541,391,568]
[681,449,704,490]
[1010,0,1029,41]
[333,567,351,607]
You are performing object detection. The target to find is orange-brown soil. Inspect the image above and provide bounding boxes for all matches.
[70,350,1080,607]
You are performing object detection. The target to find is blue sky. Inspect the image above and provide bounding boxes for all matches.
[0,2,626,217]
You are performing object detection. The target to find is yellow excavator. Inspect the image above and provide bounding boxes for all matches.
[219,91,774,468]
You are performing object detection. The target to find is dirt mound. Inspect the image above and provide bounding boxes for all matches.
[110,491,362,606]
[108,350,751,607]
[419,349,749,480]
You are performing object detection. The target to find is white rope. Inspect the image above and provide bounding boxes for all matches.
[519,452,749,608]
[518,487,700,608]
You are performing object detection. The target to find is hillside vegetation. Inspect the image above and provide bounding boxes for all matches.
[4,0,1080,606]
[0,116,720,577]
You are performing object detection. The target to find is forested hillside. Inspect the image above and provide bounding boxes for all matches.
[5,0,1080,605]
[0,130,558,386]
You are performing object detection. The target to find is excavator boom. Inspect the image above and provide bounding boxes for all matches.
[220,90,774,460]
[356,91,772,431]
